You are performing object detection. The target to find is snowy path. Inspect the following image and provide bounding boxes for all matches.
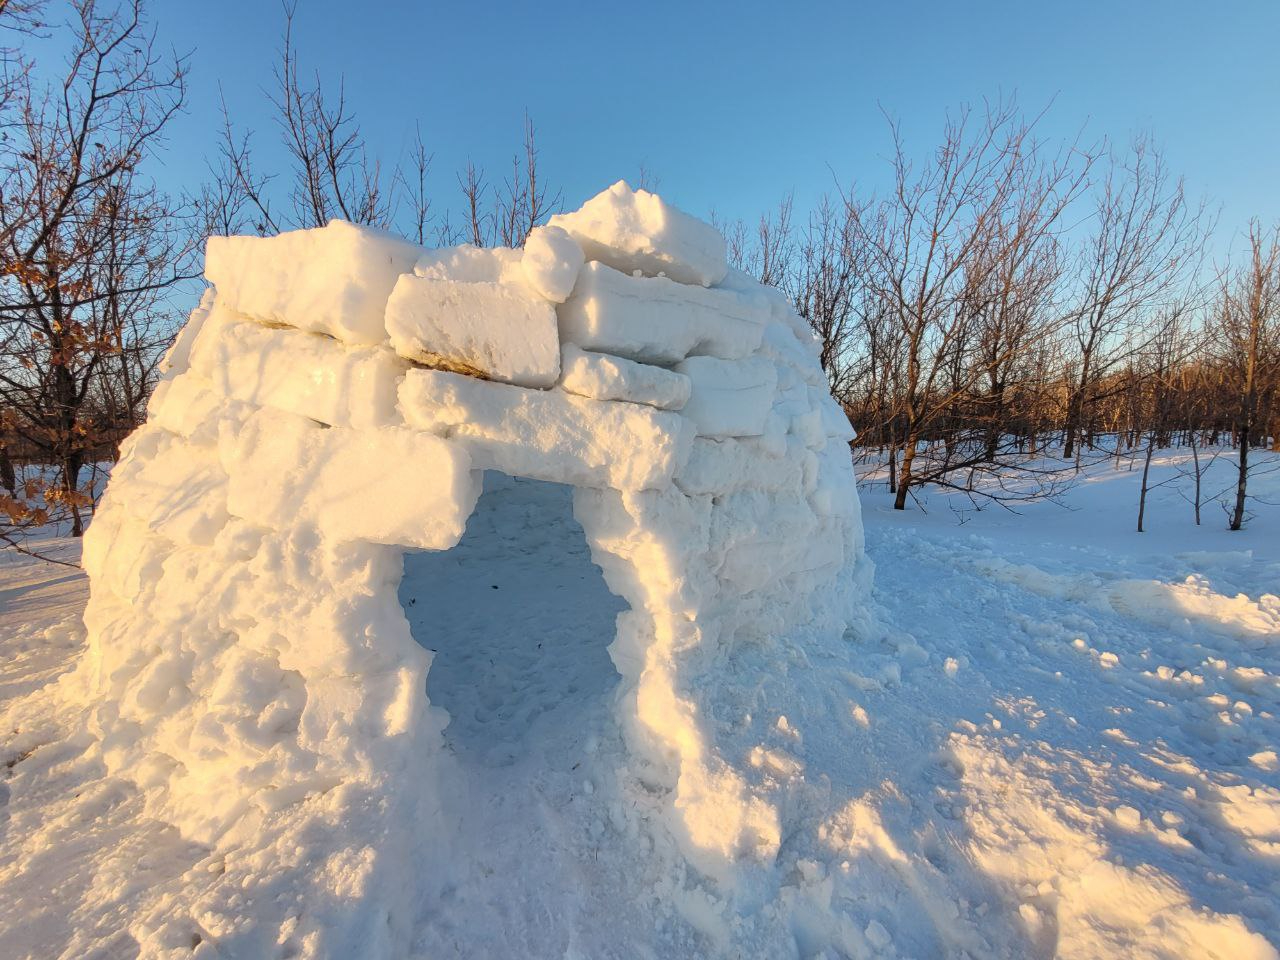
[2,458,1278,958]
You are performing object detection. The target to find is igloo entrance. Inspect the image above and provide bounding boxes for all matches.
[399,472,627,766]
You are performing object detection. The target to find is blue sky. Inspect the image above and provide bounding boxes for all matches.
[141,0,1279,246]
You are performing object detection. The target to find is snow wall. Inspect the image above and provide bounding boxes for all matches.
[67,181,871,955]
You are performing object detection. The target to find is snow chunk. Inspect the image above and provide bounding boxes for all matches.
[1114,805,1143,829]
[718,266,819,346]
[108,427,230,547]
[204,220,421,345]
[219,407,478,549]
[674,435,806,496]
[675,356,778,438]
[559,344,690,410]
[158,287,216,379]
[148,371,247,447]
[188,306,408,429]
[386,274,560,387]
[399,368,691,491]
[558,261,766,364]
[414,244,524,284]
[813,387,856,442]
[549,180,728,287]
[521,225,584,302]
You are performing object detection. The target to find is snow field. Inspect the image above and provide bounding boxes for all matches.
[19,181,868,956]
[3,453,1279,957]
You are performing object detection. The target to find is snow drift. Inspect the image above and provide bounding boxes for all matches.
[65,181,869,955]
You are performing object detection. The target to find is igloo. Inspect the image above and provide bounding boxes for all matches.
[68,182,870,954]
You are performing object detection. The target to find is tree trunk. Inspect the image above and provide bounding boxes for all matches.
[1137,433,1156,532]
[1190,436,1202,526]
[65,453,85,538]
[894,440,916,510]
[0,446,14,495]
[1230,425,1249,531]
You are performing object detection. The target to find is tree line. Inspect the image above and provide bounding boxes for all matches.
[717,104,1278,529]
[0,1,1275,559]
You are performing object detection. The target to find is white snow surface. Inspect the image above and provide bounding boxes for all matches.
[548,179,729,287]
[4,449,1279,959]
[204,220,422,345]
[559,343,692,411]
[0,185,875,957]
[385,274,561,387]
[558,260,767,364]
[5,179,1277,957]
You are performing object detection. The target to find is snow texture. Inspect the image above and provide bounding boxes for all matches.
[558,260,768,364]
[520,224,585,302]
[385,274,561,387]
[548,179,729,287]
[204,219,422,345]
[18,183,869,957]
[558,343,691,410]
[7,450,1278,959]
[675,355,779,438]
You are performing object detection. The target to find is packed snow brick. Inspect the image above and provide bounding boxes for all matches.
[549,180,729,287]
[414,243,525,284]
[674,435,808,496]
[386,274,560,387]
[147,371,247,447]
[204,220,422,344]
[105,426,230,548]
[521,224,585,302]
[188,306,408,429]
[815,387,857,442]
[220,407,479,549]
[559,344,691,410]
[675,355,778,438]
[558,261,767,364]
[399,368,690,491]
[158,286,216,378]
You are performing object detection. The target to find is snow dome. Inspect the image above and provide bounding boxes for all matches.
[69,182,870,954]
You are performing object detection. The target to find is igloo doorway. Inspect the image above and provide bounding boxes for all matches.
[400,472,626,766]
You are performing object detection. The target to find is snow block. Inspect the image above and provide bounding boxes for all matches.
[675,355,778,438]
[204,220,422,345]
[385,274,560,387]
[558,261,767,364]
[219,407,478,549]
[521,225,584,302]
[414,244,524,284]
[814,387,856,442]
[549,180,728,287]
[559,344,691,410]
[108,427,230,548]
[674,435,806,496]
[148,370,248,448]
[399,368,690,491]
[810,441,859,518]
[188,306,409,429]
[159,287,216,379]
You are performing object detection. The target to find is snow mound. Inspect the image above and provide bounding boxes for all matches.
[63,180,869,955]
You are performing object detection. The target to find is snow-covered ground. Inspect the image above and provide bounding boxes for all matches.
[2,449,1278,959]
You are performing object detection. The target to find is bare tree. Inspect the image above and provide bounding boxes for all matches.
[1215,221,1280,530]
[1061,136,1206,461]
[0,0,194,540]
[848,100,1090,509]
